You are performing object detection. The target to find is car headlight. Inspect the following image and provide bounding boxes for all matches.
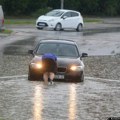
[48,19,55,22]
[70,65,84,71]
[30,63,42,69]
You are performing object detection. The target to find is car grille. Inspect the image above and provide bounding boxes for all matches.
[57,67,66,72]
[37,22,48,27]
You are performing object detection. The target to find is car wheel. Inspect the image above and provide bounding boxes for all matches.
[28,70,36,81]
[80,72,84,82]
[54,23,62,31]
[37,27,43,30]
[76,23,83,32]
[28,73,34,81]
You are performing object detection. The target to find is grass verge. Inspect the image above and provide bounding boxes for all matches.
[0,118,5,120]
[84,17,103,23]
[0,29,13,34]
[5,19,35,25]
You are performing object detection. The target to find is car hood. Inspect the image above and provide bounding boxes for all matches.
[31,55,83,67]
[37,15,59,21]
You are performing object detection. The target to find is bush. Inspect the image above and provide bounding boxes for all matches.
[32,7,52,17]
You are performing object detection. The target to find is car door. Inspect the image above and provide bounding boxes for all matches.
[61,11,80,29]
[70,12,80,28]
[61,12,73,28]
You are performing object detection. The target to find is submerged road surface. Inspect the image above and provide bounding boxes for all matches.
[0,76,120,120]
[0,20,120,120]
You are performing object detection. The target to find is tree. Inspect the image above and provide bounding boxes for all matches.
[1,0,48,16]
[78,0,100,15]
[64,0,80,10]
[99,0,119,16]
[1,0,120,16]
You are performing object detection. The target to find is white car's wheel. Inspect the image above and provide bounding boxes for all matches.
[37,27,43,30]
[54,23,62,31]
[76,23,83,32]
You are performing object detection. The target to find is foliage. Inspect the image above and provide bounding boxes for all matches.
[78,0,100,15]
[32,7,52,17]
[98,0,119,16]
[0,0,120,16]
[5,19,35,25]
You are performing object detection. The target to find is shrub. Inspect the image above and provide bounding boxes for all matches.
[32,7,52,17]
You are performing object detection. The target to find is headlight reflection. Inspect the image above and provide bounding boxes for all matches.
[33,85,43,120]
[69,84,77,120]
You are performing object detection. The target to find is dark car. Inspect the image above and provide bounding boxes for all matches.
[28,39,88,82]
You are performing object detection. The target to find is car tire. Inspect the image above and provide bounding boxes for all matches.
[80,72,84,82]
[76,23,83,32]
[28,70,36,81]
[54,23,62,31]
[28,73,34,81]
[37,27,43,30]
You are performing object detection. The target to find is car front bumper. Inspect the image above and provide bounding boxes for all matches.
[36,21,56,29]
[55,71,83,82]
[29,67,83,82]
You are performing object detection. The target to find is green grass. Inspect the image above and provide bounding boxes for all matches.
[0,118,5,120]
[1,19,36,34]
[5,19,35,25]
[0,29,13,34]
[84,18,103,23]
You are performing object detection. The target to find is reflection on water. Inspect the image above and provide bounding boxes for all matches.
[3,38,35,55]
[69,84,77,120]
[33,83,78,120]
[33,85,43,120]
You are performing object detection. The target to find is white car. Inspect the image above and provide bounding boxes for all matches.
[36,9,84,31]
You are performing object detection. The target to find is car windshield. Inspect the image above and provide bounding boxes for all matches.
[45,10,64,17]
[36,43,79,58]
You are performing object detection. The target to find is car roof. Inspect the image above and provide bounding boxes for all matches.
[39,39,76,45]
[53,9,79,13]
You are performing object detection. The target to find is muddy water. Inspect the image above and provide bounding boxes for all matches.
[3,38,35,55]
[0,77,120,120]
[0,26,120,120]
[2,31,120,56]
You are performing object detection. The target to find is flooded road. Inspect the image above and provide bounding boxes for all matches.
[0,76,120,120]
[0,21,120,120]
[4,26,120,56]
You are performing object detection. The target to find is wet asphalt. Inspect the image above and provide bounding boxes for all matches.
[0,21,120,120]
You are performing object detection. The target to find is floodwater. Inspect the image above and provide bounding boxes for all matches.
[3,27,120,56]
[0,77,120,120]
[0,26,120,120]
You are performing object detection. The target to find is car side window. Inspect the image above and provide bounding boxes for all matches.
[71,12,79,17]
[62,12,71,18]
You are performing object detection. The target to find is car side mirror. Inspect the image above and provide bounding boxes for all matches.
[28,50,34,55]
[81,53,88,57]
[62,16,67,19]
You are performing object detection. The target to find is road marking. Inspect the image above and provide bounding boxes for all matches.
[86,76,120,82]
[0,75,119,82]
[0,75,27,79]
